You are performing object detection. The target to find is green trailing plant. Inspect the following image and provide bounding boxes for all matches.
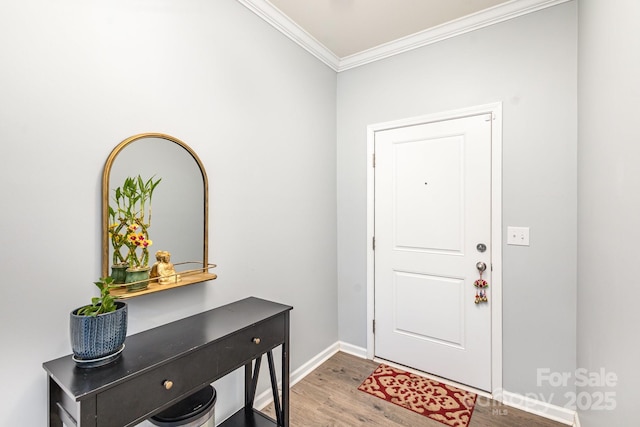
[76,277,118,316]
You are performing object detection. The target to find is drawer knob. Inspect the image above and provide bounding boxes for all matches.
[252,337,261,345]
[163,380,174,390]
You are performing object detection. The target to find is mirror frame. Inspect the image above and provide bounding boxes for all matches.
[101,132,215,298]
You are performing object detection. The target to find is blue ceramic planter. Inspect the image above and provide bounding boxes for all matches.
[70,302,127,361]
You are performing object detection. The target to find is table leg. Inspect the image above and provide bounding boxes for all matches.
[47,377,64,427]
[245,357,262,409]
[266,351,282,426]
[282,312,290,427]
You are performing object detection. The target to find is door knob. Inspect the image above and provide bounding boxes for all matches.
[476,262,487,273]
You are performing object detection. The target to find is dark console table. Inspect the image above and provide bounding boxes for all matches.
[43,297,292,427]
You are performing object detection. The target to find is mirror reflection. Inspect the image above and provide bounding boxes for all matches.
[102,133,215,298]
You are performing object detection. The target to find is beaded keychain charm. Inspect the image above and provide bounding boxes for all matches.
[474,264,489,304]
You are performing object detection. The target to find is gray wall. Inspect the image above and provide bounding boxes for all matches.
[0,0,337,424]
[578,0,640,424]
[337,2,577,403]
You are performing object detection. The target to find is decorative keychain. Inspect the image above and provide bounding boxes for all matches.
[474,262,489,304]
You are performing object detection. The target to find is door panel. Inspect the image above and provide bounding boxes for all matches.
[394,135,463,252]
[393,271,464,346]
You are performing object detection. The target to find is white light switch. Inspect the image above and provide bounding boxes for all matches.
[507,226,530,246]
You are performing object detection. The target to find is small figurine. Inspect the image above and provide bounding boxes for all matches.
[150,250,181,285]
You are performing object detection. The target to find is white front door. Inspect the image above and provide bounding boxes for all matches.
[374,113,492,391]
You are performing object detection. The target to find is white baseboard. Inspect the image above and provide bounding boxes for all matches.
[336,341,367,359]
[573,411,581,427]
[501,390,576,426]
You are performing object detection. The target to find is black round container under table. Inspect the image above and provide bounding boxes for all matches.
[149,385,216,427]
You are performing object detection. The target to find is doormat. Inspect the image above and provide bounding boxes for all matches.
[358,364,477,427]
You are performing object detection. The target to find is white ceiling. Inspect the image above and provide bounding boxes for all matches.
[237,0,570,71]
[267,0,512,58]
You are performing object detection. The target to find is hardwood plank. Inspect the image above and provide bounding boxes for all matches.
[263,352,568,427]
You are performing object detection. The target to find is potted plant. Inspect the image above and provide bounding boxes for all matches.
[70,277,127,366]
[108,175,161,290]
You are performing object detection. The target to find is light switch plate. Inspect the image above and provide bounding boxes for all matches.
[507,226,530,246]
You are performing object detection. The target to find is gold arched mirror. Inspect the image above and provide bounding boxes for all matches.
[102,133,216,298]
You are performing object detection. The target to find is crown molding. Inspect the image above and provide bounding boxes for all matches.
[339,0,571,71]
[237,0,572,73]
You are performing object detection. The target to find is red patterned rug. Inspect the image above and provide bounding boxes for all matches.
[358,364,477,427]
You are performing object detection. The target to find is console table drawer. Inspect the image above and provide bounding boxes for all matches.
[216,315,285,375]
[96,344,219,426]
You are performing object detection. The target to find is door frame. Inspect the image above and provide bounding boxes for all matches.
[366,102,503,396]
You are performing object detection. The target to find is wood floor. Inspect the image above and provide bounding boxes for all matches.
[262,351,568,427]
